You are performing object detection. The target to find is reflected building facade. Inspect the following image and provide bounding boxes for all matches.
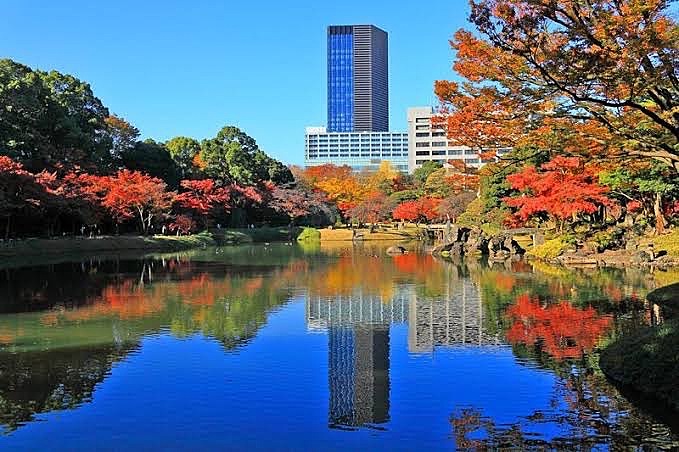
[307,289,409,427]
[327,326,390,427]
[407,279,503,353]
[305,281,501,428]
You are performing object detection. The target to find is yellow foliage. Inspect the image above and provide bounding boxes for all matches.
[529,237,569,260]
[642,229,679,258]
[652,268,679,287]
[531,260,571,278]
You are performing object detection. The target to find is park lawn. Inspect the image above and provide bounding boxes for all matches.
[320,226,418,241]
[641,229,679,258]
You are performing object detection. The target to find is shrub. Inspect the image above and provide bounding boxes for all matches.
[297,227,320,242]
[457,198,484,227]
[591,228,625,252]
[529,237,570,260]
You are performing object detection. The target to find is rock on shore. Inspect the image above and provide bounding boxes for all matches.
[431,227,525,260]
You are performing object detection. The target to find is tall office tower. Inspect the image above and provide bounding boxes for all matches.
[327,25,389,133]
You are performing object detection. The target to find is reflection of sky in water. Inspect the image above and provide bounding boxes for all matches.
[1,300,616,450]
[0,246,677,449]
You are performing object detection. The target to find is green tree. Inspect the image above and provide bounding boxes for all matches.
[39,69,111,169]
[600,163,679,233]
[0,59,50,166]
[253,149,293,185]
[0,59,111,171]
[388,189,423,206]
[424,168,453,198]
[121,139,180,188]
[199,126,291,185]
[104,115,139,167]
[413,161,443,186]
[165,136,201,178]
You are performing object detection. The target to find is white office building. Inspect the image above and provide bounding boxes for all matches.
[304,127,409,172]
[406,107,510,173]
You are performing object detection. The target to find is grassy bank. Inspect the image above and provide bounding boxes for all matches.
[642,229,679,258]
[0,232,216,260]
[600,283,679,412]
[319,226,419,241]
[0,227,300,262]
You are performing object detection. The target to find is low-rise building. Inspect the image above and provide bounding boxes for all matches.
[407,107,481,173]
[304,127,409,172]
[406,106,510,173]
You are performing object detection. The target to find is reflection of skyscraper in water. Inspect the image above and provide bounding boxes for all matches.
[305,280,501,426]
[407,278,502,353]
[328,325,389,427]
[307,290,407,428]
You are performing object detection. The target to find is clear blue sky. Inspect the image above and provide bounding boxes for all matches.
[1,1,471,165]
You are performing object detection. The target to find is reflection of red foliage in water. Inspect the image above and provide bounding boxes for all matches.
[505,294,612,360]
[392,254,435,274]
[509,260,532,273]
[603,284,624,302]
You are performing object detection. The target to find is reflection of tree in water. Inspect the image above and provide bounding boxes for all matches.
[0,257,303,353]
[455,290,679,448]
[449,365,679,449]
[1,246,677,441]
[505,294,612,360]
[441,260,679,447]
[0,344,137,434]
[0,254,306,433]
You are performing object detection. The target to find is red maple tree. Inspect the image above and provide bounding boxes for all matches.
[92,170,174,234]
[169,214,196,235]
[392,197,441,224]
[175,179,230,228]
[348,192,390,226]
[504,156,613,230]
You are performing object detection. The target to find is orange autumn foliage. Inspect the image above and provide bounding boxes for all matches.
[435,0,679,169]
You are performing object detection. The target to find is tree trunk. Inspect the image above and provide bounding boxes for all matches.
[138,208,146,235]
[654,192,667,234]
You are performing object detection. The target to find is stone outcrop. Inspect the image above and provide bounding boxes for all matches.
[431,227,524,260]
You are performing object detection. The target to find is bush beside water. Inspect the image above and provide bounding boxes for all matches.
[297,228,321,242]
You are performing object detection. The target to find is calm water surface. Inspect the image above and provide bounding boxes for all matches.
[0,243,677,450]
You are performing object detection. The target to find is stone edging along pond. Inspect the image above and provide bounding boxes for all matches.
[599,283,679,412]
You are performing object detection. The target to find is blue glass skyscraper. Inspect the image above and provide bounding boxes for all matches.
[327,25,389,132]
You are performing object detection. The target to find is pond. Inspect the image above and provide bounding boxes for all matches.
[0,243,677,450]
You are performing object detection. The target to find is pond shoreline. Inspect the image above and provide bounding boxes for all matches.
[0,227,307,263]
[600,283,679,413]
[0,233,217,262]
